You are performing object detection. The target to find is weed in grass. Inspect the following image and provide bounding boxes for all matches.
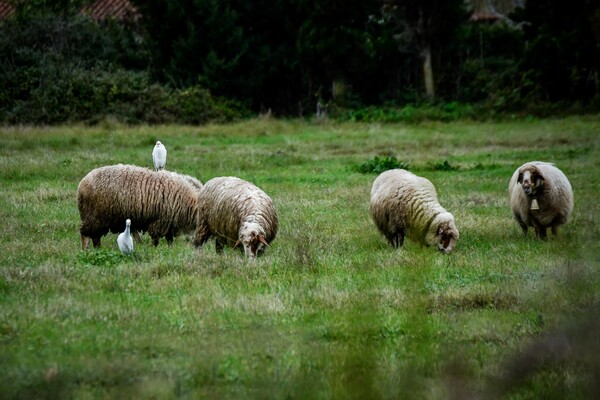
[428,159,459,171]
[355,154,410,174]
[77,249,132,267]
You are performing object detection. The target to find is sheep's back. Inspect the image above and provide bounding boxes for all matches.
[78,164,198,235]
[370,169,444,243]
[201,177,278,243]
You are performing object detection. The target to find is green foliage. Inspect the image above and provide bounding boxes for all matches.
[77,249,123,267]
[355,155,410,174]
[0,14,246,124]
[428,160,459,171]
[513,0,600,104]
[341,102,475,123]
[1,1,600,121]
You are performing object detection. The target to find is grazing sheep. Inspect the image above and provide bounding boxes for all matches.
[132,171,202,243]
[197,177,278,258]
[174,172,203,192]
[508,161,573,239]
[369,169,459,253]
[77,164,202,249]
[117,219,134,255]
[152,141,167,171]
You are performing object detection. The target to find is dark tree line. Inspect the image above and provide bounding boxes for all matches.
[0,0,598,123]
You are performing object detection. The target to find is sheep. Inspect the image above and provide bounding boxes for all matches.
[77,164,202,249]
[130,171,203,244]
[508,161,573,239]
[152,141,167,171]
[117,219,134,255]
[197,176,278,258]
[369,169,459,253]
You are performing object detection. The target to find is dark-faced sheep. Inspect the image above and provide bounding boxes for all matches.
[197,177,278,258]
[508,161,573,239]
[369,169,459,253]
[77,164,202,249]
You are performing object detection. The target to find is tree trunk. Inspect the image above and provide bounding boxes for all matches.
[422,45,435,98]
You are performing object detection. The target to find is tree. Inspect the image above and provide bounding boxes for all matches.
[513,0,600,104]
[380,0,466,98]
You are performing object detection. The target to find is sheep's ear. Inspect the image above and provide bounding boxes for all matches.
[234,239,241,248]
[258,235,269,246]
[517,172,523,184]
[534,173,545,183]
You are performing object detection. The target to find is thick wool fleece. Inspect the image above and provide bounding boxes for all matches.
[198,177,278,253]
[369,169,459,250]
[77,164,201,248]
[508,161,573,238]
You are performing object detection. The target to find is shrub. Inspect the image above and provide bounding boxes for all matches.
[355,155,410,174]
[0,15,247,125]
[428,160,459,171]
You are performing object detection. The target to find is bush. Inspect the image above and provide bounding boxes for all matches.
[355,155,410,174]
[0,15,247,125]
[337,102,475,123]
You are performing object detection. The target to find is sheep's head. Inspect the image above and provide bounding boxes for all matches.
[518,166,545,197]
[236,222,269,258]
[427,213,459,254]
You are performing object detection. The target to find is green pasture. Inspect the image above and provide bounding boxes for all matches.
[1,117,599,399]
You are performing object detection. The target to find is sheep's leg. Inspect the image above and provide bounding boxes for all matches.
[533,224,548,240]
[193,222,211,248]
[92,237,102,248]
[386,230,404,249]
[165,231,174,246]
[80,234,90,250]
[514,215,528,235]
[550,216,566,237]
[151,236,160,246]
[215,238,225,254]
[133,230,143,243]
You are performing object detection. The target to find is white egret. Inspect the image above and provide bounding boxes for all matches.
[117,219,134,255]
[152,141,167,171]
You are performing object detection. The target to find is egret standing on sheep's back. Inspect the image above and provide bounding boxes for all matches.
[117,219,134,255]
[152,141,167,171]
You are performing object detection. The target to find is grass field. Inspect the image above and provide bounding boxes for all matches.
[1,117,599,399]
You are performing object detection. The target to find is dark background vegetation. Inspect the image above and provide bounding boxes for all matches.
[0,0,599,124]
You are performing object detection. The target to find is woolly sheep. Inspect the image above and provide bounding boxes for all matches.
[117,219,134,255]
[152,141,167,171]
[369,169,459,253]
[508,161,573,239]
[77,164,202,249]
[197,176,278,258]
[129,171,203,244]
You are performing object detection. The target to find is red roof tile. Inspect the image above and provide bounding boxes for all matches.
[0,1,15,19]
[81,0,140,22]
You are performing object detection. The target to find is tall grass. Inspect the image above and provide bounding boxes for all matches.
[1,117,599,399]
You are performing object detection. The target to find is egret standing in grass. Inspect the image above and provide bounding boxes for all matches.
[152,141,167,171]
[117,219,134,255]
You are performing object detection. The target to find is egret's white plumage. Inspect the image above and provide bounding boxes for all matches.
[152,141,167,171]
[117,219,134,255]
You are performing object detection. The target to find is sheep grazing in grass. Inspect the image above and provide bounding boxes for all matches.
[369,169,459,253]
[130,171,203,244]
[117,219,134,255]
[77,164,202,249]
[197,177,278,258]
[508,161,574,239]
[152,141,167,171]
